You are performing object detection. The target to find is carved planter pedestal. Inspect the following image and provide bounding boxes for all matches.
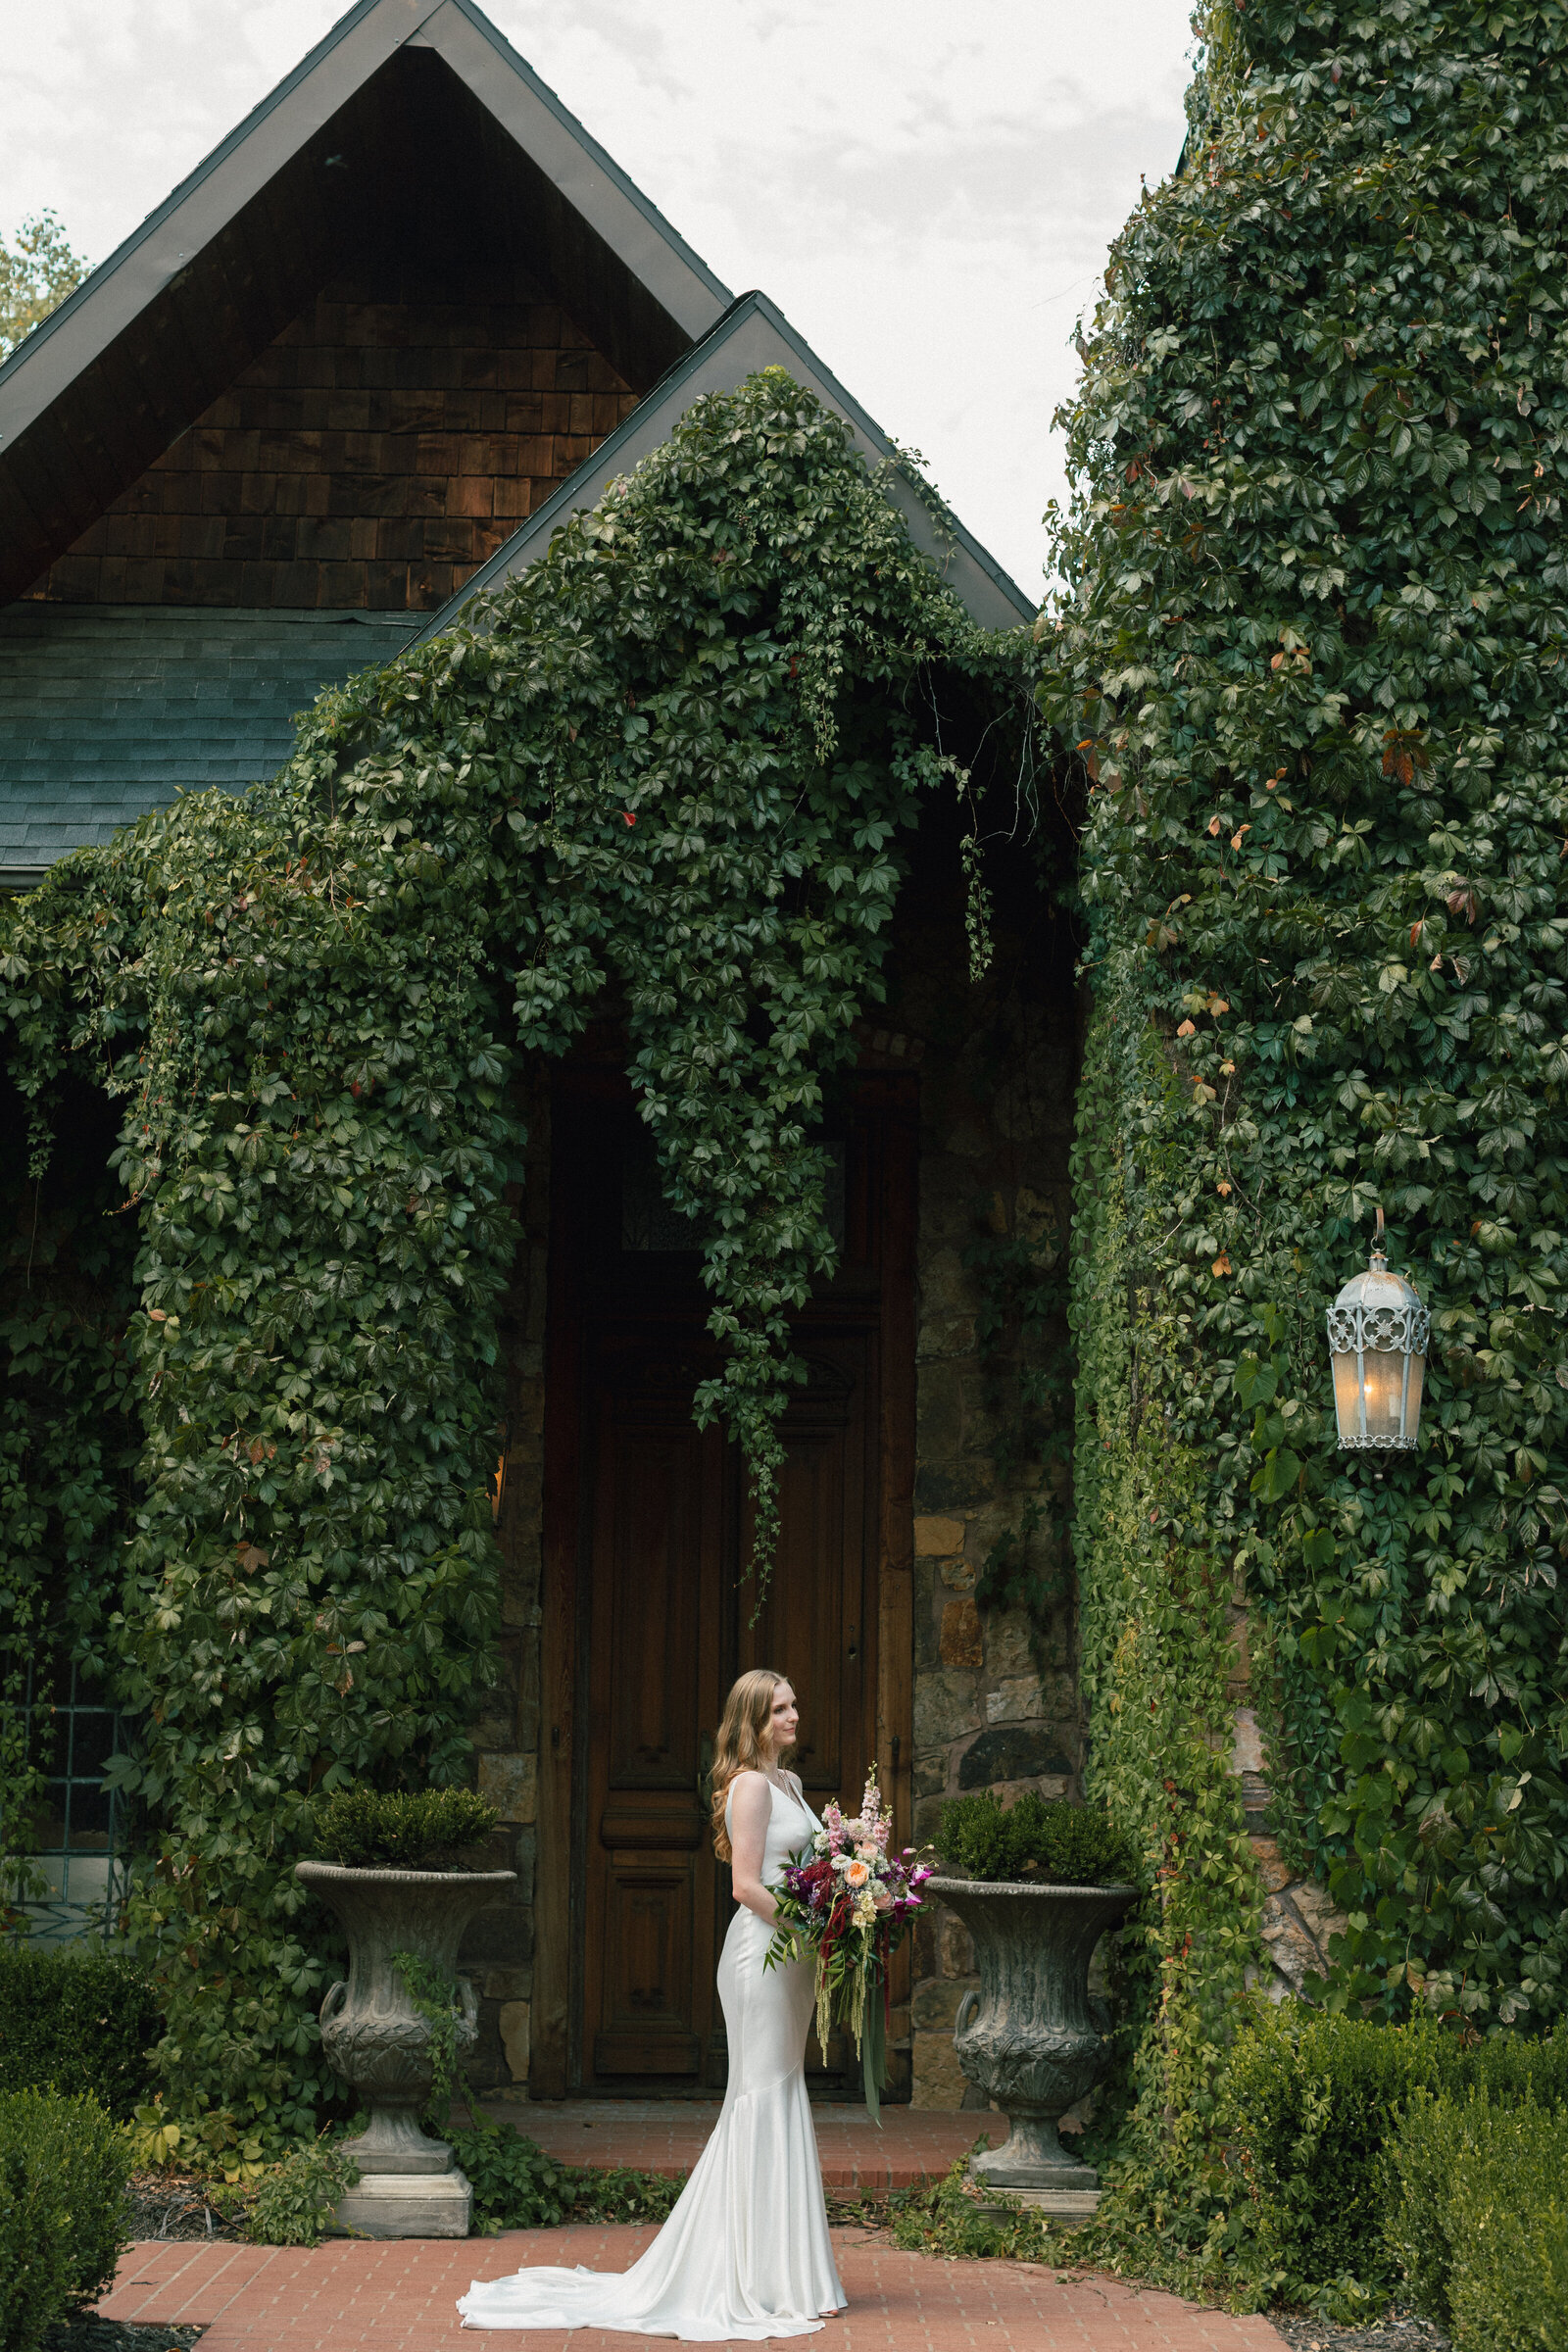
[297,1860,515,2238]
[928,1876,1136,2207]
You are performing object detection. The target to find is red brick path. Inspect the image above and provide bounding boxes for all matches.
[470,2098,990,2191]
[102,2225,1288,2349]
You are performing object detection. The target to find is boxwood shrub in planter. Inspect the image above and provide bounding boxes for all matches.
[928,1793,1140,2193]
[297,1783,513,2240]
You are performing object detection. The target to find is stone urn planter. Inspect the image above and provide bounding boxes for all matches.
[928,1876,1137,2198]
[296,1859,514,2237]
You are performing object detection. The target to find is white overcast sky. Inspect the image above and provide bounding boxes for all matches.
[0,1,1194,599]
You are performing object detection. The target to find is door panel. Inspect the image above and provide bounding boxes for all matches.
[585,1414,722,2082]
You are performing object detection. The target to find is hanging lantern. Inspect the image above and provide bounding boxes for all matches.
[1326,1207,1430,1452]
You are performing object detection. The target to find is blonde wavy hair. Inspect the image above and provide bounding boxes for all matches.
[710,1668,793,1862]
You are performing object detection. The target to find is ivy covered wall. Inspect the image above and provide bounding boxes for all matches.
[1043,0,1568,2227]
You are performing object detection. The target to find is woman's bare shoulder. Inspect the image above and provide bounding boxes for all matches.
[726,1769,773,1808]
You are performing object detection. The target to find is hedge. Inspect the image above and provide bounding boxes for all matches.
[0,2086,130,2352]
[1228,2003,1568,2293]
[1389,2092,1568,2352]
[0,1941,160,2117]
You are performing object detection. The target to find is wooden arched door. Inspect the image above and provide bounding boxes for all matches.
[533,1068,915,2097]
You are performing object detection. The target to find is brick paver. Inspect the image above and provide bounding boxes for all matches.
[467,2098,991,2191]
[101,2226,1288,2349]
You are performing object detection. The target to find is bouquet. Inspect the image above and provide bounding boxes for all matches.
[764,1768,932,2123]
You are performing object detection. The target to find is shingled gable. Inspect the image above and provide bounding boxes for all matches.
[413,290,1037,643]
[0,0,730,604]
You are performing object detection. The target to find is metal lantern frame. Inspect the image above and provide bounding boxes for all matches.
[1325,1206,1431,1453]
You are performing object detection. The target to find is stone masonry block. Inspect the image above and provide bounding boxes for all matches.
[914,1515,966,1557]
[957,1725,1073,1789]
[913,1670,981,1752]
[499,1999,530,2082]
[940,1597,984,1671]
[911,1977,974,2033]
[477,1751,537,1826]
[986,1676,1045,1724]
[910,2030,970,2112]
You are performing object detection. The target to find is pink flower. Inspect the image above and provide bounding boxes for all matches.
[845,1858,870,1888]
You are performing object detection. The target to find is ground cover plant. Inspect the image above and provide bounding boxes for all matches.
[447,2115,684,2233]
[0,370,1026,2138]
[1037,0,1568,2284]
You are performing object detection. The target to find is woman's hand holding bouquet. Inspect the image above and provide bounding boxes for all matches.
[763,1767,932,2123]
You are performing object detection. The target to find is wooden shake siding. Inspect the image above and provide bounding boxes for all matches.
[28,264,640,612]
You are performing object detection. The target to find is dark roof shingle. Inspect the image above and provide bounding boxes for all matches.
[0,603,415,877]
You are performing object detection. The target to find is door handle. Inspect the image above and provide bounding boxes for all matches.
[697,1731,714,1809]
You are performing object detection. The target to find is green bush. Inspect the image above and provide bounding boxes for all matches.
[447,2116,684,2233]
[1388,2093,1568,2351]
[244,2135,361,2247]
[1227,2003,1459,2292]
[0,1941,161,2117]
[0,2087,131,2352]
[933,1790,1138,1886]
[312,1787,499,1871]
[1228,2006,1568,2298]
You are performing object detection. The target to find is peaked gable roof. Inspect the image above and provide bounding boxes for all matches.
[416,291,1036,639]
[0,0,731,605]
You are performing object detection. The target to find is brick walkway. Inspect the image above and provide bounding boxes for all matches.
[102,2226,1289,2349]
[469,2098,989,2191]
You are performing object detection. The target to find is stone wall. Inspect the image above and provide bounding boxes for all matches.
[885,889,1084,2109]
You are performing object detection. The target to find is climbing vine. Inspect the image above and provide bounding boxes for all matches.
[0,1085,140,1919]
[0,371,1024,2133]
[1045,0,1568,2222]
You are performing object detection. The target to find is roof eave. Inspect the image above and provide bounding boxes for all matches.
[0,0,729,456]
[413,290,1037,641]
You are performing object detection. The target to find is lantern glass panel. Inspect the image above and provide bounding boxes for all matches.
[1361,1345,1408,1446]
[1331,1348,1364,1445]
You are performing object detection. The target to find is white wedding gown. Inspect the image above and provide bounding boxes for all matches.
[458,1772,847,2337]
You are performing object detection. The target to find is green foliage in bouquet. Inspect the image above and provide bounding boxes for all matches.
[934,1789,1138,1886]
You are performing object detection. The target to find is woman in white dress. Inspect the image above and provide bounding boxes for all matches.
[459,1668,847,2338]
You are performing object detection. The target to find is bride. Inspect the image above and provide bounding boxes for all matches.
[459,1668,847,2337]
